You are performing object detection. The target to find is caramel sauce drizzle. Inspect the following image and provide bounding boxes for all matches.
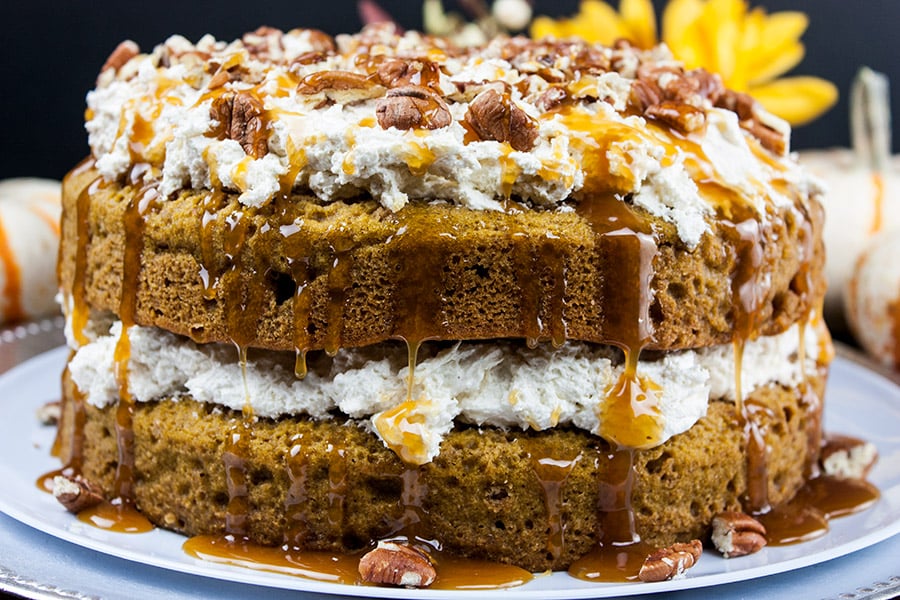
[326,443,348,533]
[521,439,581,561]
[323,243,355,358]
[112,167,158,506]
[723,214,770,513]
[70,176,103,347]
[198,189,226,302]
[224,420,253,536]
[284,436,309,548]
[569,449,653,582]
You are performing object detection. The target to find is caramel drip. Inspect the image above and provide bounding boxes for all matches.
[277,207,314,378]
[386,466,429,539]
[796,323,823,478]
[37,366,86,492]
[284,438,309,548]
[0,217,23,323]
[509,228,542,347]
[387,208,452,447]
[390,208,452,354]
[742,396,772,512]
[759,475,879,546]
[323,246,354,357]
[569,449,652,582]
[521,439,581,561]
[870,171,884,234]
[544,240,568,347]
[326,444,348,533]
[224,420,252,536]
[724,215,770,513]
[183,535,532,589]
[222,208,264,351]
[198,189,226,302]
[70,176,103,347]
[113,171,157,505]
[576,195,662,449]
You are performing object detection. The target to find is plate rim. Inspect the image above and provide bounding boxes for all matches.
[0,338,899,599]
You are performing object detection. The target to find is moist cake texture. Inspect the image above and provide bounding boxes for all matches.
[54,22,833,579]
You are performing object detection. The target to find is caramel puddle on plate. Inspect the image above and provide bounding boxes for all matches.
[183,535,532,589]
[77,501,154,534]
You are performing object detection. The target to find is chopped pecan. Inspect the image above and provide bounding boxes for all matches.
[715,89,756,121]
[630,79,662,114]
[638,539,702,582]
[375,85,452,130]
[101,40,140,75]
[743,119,787,155]
[209,92,269,159]
[376,59,441,90]
[536,86,569,112]
[297,71,385,104]
[711,511,768,558]
[242,26,284,59]
[572,46,611,74]
[464,89,538,151]
[358,541,436,588]
[645,101,706,133]
[53,475,104,513]
[36,400,61,425]
[820,434,879,479]
[298,29,337,53]
[292,51,328,66]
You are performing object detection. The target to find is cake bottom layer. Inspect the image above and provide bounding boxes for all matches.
[57,370,825,572]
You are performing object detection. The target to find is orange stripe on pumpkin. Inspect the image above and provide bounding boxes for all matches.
[0,217,23,322]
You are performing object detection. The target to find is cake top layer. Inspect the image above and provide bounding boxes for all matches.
[86,24,818,248]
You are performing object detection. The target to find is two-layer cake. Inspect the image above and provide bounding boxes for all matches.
[56,24,830,576]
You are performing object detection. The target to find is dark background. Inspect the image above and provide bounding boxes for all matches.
[2,0,898,180]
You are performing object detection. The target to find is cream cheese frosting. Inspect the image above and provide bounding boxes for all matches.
[68,317,823,464]
[85,25,819,250]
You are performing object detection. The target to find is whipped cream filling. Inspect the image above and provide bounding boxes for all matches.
[85,28,818,250]
[67,317,823,464]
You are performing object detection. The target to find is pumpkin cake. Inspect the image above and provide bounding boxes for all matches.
[55,24,833,580]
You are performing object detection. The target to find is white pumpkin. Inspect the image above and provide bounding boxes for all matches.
[0,178,62,324]
[799,150,900,329]
[845,229,900,371]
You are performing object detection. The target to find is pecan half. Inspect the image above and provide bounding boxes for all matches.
[209,92,269,159]
[358,541,436,588]
[464,89,538,151]
[376,58,441,90]
[711,511,768,558]
[297,71,385,105]
[101,40,140,74]
[645,101,706,133]
[820,434,879,479]
[53,475,103,513]
[376,86,452,130]
[638,539,702,582]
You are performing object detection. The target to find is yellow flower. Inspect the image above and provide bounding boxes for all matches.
[530,0,838,125]
[531,0,657,50]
